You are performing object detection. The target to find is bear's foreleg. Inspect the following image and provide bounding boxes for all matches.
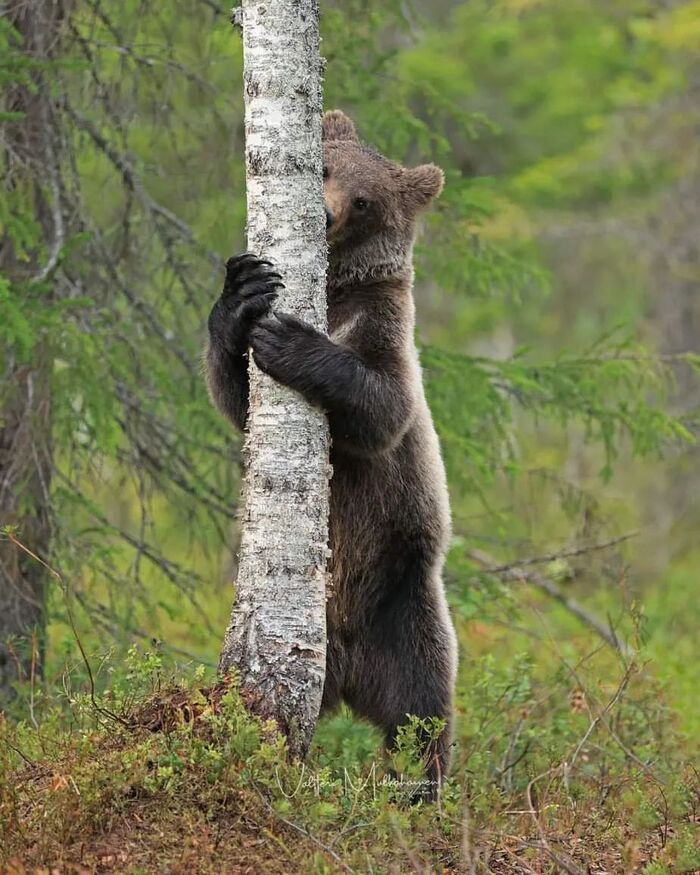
[206,253,282,431]
[250,312,412,453]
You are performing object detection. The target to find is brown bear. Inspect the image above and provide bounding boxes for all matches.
[206,110,457,796]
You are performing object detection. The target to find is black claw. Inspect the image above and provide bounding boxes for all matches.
[225,252,275,279]
[238,282,281,301]
[229,271,282,296]
[225,252,257,270]
[237,275,282,292]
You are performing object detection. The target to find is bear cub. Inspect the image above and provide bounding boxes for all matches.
[206,110,457,796]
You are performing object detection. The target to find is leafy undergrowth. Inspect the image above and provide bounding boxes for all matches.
[1,646,698,875]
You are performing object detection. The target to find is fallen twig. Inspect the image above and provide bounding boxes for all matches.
[4,531,131,728]
[526,768,585,875]
[252,782,355,874]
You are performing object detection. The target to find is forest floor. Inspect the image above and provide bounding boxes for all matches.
[2,677,698,875]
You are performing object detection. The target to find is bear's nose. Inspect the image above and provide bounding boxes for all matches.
[325,205,335,229]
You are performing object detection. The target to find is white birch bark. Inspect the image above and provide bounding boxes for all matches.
[219,0,330,758]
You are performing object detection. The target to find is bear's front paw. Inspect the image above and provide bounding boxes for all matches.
[249,313,319,385]
[208,253,284,355]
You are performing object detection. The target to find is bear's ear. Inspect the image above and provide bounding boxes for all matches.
[322,110,358,142]
[403,164,444,208]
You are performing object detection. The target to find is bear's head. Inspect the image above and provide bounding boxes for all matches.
[322,110,443,286]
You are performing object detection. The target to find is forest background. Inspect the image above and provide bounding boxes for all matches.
[1,1,699,872]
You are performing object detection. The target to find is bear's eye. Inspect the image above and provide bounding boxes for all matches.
[322,165,329,180]
[353,197,370,211]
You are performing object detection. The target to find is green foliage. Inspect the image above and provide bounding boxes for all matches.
[2,0,699,868]
[426,337,694,488]
[1,654,697,871]
[0,0,694,686]
[0,20,38,108]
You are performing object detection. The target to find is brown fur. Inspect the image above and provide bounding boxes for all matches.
[206,111,457,798]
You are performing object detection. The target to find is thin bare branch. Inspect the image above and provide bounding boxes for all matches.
[62,100,221,268]
[474,531,638,575]
[468,547,634,658]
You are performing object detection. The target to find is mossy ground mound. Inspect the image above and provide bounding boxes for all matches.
[2,670,698,874]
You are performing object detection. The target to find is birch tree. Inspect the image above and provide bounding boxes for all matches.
[218,0,330,757]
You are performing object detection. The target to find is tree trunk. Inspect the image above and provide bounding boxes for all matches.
[219,0,330,757]
[0,1,64,705]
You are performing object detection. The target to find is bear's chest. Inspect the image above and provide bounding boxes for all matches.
[327,297,362,345]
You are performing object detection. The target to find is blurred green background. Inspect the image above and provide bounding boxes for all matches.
[2,0,698,789]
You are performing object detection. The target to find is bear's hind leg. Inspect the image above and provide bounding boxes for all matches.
[320,628,346,716]
[347,589,456,801]
[384,712,453,802]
